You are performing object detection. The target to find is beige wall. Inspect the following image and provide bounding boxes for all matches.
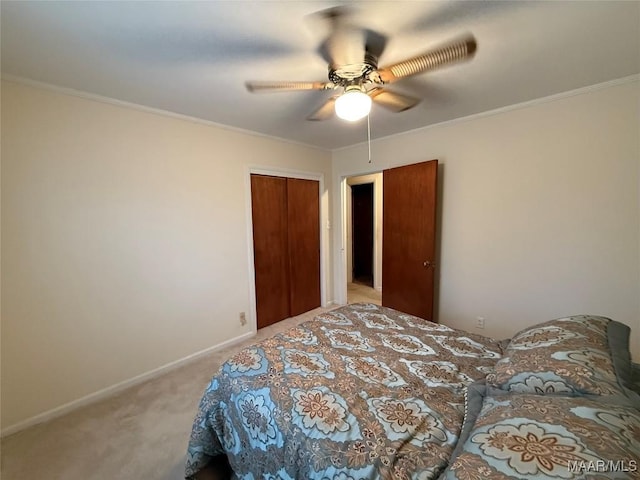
[1,80,332,431]
[333,79,640,359]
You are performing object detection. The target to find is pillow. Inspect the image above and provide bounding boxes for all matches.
[441,385,640,480]
[486,315,634,397]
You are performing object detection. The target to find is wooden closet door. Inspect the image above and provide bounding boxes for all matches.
[251,175,290,328]
[287,178,321,316]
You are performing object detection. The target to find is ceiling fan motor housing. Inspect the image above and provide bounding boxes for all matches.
[328,52,379,87]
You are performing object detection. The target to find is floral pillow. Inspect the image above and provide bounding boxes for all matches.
[442,386,640,480]
[486,315,634,397]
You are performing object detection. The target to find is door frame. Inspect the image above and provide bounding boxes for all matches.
[245,166,328,331]
[346,174,382,291]
[337,170,382,305]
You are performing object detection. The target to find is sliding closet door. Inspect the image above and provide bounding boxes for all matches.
[251,175,290,329]
[287,178,321,316]
[251,174,321,328]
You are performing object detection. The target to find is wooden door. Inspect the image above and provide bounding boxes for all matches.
[251,175,290,328]
[382,160,438,320]
[287,178,321,316]
[251,175,321,328]
[352,183,374,286]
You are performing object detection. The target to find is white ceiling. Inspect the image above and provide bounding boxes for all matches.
[2,1,639,150]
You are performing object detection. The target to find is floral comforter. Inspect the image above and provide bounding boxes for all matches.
[185,303,503,480]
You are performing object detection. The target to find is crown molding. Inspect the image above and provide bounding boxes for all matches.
[0,74,328,153]
[332,74,640,152]
[3,73,637,153]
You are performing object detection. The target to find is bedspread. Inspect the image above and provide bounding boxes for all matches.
[185,303,503,480]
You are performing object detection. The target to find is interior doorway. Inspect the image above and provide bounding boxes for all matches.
[346,173,382,305]
[341,160,439,319]
[352,183,374,286]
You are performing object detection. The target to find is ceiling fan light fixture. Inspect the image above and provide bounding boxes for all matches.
[335,87,371,121]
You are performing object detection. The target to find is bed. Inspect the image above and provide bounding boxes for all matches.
[185,303,640,480]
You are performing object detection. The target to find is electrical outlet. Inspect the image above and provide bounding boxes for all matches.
[239,312,247,326]
[476,316,485,329]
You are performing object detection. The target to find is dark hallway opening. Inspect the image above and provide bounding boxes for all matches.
[351,182,374,287]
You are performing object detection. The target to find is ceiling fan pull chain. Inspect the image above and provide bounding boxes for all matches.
[367,113,372,164]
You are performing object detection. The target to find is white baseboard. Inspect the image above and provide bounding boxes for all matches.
[1,331,256,438]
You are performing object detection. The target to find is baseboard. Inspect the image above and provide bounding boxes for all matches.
[0,331,256,438]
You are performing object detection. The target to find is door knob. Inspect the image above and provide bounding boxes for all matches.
[423,261,435,268]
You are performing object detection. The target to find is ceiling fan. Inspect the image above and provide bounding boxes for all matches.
[245,7,477,122]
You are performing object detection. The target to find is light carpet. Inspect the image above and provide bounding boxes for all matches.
[347,282,381,305]
[1,306,337,479]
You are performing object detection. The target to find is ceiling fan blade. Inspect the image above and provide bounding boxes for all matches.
[245,81,333,93]
[319,26,366,68]
[364,28,387,60]
[307,96,337,121]
[314,6,366,68]
[378,35,477,83]
[369,88,420,112]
